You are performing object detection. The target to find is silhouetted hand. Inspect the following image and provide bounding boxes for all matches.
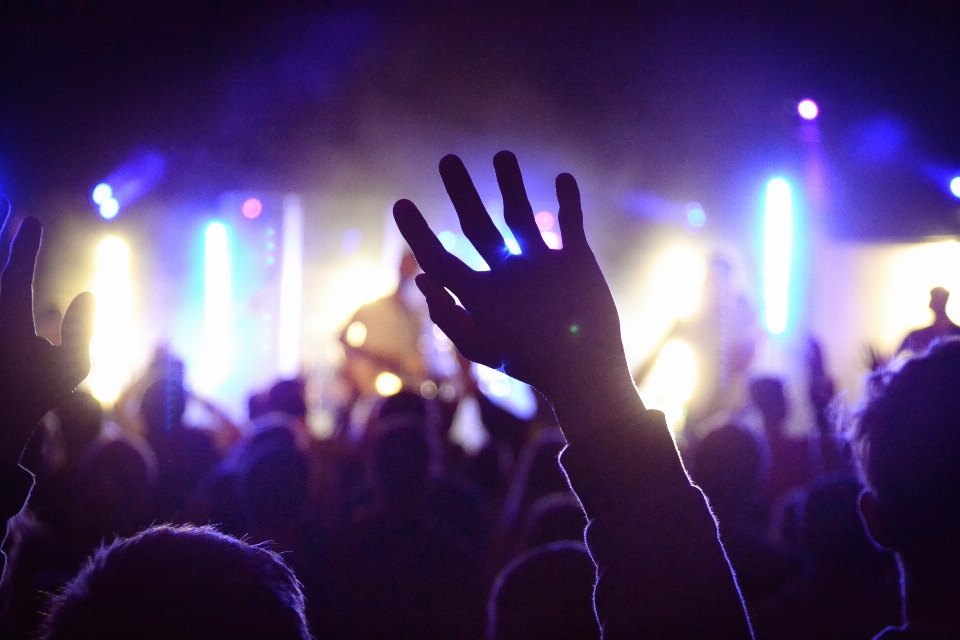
[0,216,94,464]
[805,337,835,412]
[394,152,643,433]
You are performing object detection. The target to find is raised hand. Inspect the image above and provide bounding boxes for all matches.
[394,151,643,432]
[0,215,95,463]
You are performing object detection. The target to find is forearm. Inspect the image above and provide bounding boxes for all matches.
[555,402,753,639]
[0,416,37,583]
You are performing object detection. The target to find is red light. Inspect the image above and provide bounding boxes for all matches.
[242,198,263,219]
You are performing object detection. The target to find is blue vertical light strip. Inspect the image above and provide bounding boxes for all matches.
[199,221,232,394]
[763,178,793,335]
[278,195,303,377]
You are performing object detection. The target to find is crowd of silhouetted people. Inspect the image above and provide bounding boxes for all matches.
[2,152,960,639]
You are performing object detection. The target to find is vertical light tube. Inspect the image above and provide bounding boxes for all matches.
[763,178,793,335]
[278,195,303,377]
[198,221,232,395]
[89,237,136,404]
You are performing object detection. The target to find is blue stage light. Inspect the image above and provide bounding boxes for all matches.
[950,176,960,198]
[98,197,120,220]
[686,202,706,228]
[92,183,113,205]
[763,178,793,335]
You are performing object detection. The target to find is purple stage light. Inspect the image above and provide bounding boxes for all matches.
[798,99,819,121]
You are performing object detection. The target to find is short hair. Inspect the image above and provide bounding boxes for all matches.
[40,525,311,640]
[488,541,599,640]
[854,338,960,556]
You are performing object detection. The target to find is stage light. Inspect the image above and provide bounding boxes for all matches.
[473,363,537,418]
[420,380,438,399]
[88,237,137,405]
[535,211,555,230]
[345,321,367,348]
[686,202,706,228]
[638,338,697,433]
[437,231,457,251]
[541,230,561,249]
[99,197,120,220]
[197,222,232,395]
[278,196,303,377]
[883,240,960,345]
[505,237,521,255]
[950,176,960,198]
[763,178,794,335]
[375,371,403,396]
[92,183,112,205]
[798,99,819,121]
[242,198,263,219]
[657,246,708,321]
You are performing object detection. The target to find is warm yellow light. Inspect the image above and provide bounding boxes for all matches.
[345,321,368,348]
[316,260,394,352]
[88,237,137,405]
[655,246,708,321]
[621,244,707,373]
[882,240,960,346]
[639,338,698,432]
[375,371,403,396]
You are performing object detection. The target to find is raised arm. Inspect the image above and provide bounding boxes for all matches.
[394,152,752,639]
[0,214,94,577]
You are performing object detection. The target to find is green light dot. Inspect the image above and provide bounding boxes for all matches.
[569,325,579,335]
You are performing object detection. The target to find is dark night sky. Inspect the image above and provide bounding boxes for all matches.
[2,1,959,238]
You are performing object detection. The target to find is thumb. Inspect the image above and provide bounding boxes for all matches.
[60,292,95,382]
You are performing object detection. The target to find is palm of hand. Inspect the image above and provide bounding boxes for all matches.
[395,151,629,402]
[0,216,94,456]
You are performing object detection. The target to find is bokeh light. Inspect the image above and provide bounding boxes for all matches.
[950,176,960,198]
[375,371,403,396]
[797,99,819,120]
[345,320,368,348]
[686,202,706,228]
[91,183,113,205]
[535,211,555,230]
[541,230,561,249]
[99,197,120,220]
[242,198,263,219]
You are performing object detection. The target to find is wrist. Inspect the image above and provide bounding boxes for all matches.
[547,362,646,444]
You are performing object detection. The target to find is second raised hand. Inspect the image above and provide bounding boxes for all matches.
[393,151,644,430]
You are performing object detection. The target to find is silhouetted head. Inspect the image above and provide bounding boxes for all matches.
[803,477,878,568]
[855,338,960,562]
[40,525,311,640]
[239,429,309,540]
[692,423,767,514]
[54,391,103,461]
[523,493,587,549]
[488,541,599,640]
[373,422,431,505]
[77,438,156,540]
[248,391,269,421]
[929,286,950,317]
[750,377,789,433]
[266,379,307,420]
[140,378,186,437]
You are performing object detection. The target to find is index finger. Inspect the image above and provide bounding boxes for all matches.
[0,217,42,336]
[439,155,509,268]
[393,199,476,298]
